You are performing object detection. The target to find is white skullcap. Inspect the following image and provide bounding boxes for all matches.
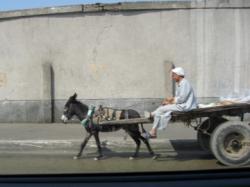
[172,67,185,76]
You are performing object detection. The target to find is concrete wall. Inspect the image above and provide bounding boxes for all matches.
[0,0,250,122]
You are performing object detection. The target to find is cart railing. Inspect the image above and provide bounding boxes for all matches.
[171,103,250,121]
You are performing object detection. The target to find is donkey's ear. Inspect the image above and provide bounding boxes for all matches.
[72,93,77,99]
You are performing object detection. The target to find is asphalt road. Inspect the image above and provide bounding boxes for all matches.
[0,139,227,175]
[0,122,248,174]
[0,122,197,155]
[0,150,223,175]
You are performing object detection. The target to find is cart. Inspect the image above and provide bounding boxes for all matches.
[99,103,250,166]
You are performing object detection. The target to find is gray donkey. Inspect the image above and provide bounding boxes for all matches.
[61,93,156,160]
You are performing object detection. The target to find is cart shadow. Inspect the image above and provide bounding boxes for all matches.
[155,139,215,162]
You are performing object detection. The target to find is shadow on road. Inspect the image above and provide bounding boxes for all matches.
[80,139,216,162]
[155,139,214,162]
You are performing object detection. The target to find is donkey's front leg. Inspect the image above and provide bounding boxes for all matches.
[93,131,103,160]
[73,133,92,160]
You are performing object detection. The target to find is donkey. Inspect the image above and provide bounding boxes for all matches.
[61,93,156,160]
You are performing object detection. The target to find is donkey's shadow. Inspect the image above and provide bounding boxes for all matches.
[82,140,156,160]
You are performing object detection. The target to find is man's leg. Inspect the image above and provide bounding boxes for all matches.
[149,104,180,137]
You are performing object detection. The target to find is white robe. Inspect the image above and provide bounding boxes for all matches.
[152,78,197,130]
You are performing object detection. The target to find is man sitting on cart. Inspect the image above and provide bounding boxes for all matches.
[144,67,197,138]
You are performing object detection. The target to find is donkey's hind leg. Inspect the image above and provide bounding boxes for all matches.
[74,133,92,160]
[93,132,103,160]
[128,133,141,160]
[139,135,157,159]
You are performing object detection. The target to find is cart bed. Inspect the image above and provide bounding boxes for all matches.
[99,103,250,126]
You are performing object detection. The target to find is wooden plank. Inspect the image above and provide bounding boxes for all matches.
[99,118,152,125]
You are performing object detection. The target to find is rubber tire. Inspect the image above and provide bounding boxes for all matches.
[210,121,250,166]
[197,117,227,152]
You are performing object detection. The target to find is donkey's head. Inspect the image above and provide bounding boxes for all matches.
[61,93,88,123]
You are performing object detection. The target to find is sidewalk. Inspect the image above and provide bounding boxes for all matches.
[0,122,198,155]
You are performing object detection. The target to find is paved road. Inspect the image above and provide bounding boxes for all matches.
[0,122,197,141]
[0,122,246,174]
[0,122,197,154]
[0,148,224,175]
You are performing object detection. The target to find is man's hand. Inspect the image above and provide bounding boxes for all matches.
[162,97,174,105]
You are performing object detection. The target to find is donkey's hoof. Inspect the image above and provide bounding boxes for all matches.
[94,157,100,161]
[152,155,158,160]
[129,156,136,160]
[94,155,104,161]
[73,156,80,160]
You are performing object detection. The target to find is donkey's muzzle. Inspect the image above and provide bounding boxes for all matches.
[61,115,68,124]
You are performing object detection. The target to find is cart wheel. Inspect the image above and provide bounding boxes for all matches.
[210,121,250,166]
[197,117,227,152]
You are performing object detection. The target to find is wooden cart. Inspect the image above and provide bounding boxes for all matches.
[99,103,250,166]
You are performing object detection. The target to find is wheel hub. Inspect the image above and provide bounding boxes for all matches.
[224,133,245,155]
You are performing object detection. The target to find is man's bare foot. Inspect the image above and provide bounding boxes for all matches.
[142,131,157,139]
